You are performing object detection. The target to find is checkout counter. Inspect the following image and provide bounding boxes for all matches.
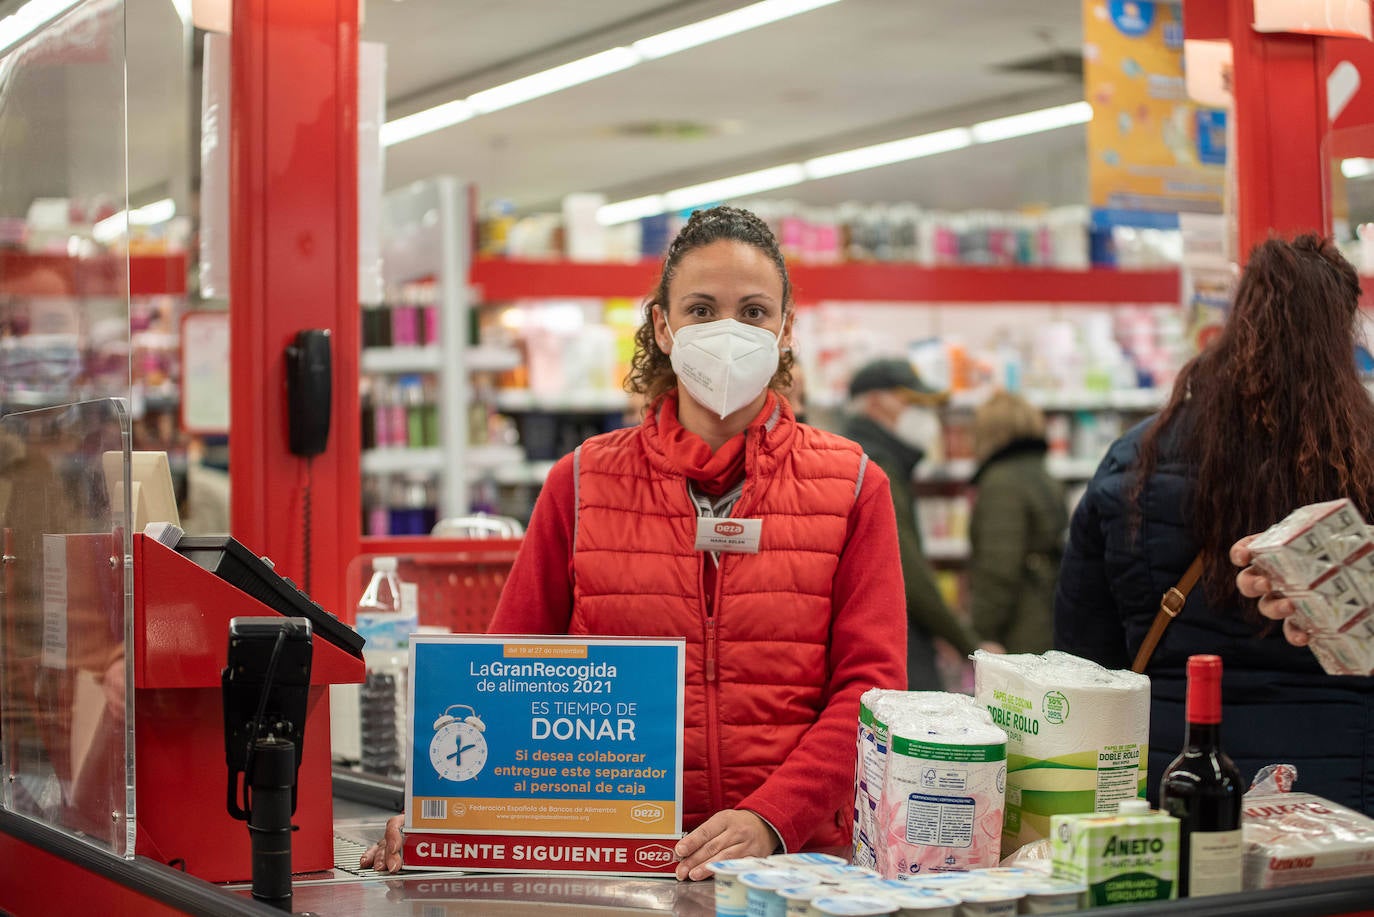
[2,407,1373,916]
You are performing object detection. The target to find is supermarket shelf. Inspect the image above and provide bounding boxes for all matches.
[0,250,188,297]
[491,388,629,413]
[361,447,446,475]
[947,387,1167,412]
[468,459,556,486]
[362,443,526,475]
[361,345,522,375]
[1046,456,1103,480]
[917,459,976,482]
[361,346,442,373]
[466,345,522,372]
[471,257,1183,305]
[918,456,1103,484]
[465,444,526,468]
[924,537,970,562]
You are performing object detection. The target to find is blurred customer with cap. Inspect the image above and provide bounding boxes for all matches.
[969,391,1064,654]
[844,357,988,688]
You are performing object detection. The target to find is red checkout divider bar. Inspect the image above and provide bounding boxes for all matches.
[403,831,679,876]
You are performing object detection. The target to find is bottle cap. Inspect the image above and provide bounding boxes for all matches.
[1118,798,1151,815]
[372,556,398,572]
[1186,653,1223,724]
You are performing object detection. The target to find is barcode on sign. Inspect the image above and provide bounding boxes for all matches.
[422,799,447,821]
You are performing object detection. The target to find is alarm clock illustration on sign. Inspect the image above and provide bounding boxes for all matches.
[429,704,488,782]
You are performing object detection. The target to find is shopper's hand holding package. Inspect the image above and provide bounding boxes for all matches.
[1233,535,1309,646]
[1232,499,1374,672]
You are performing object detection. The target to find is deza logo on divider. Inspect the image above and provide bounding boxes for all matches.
[714,521,745,537]
[635,845,675,868]
[631,804,664,824]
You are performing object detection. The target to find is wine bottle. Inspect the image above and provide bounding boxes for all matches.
[1159,654,1243,897]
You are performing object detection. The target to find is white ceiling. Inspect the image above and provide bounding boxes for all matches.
[362,0,1090,215]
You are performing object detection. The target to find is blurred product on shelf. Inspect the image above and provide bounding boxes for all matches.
[476,194,1166,268]
[801,302,1183,415]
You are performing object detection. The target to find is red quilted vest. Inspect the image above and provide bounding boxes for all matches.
[570,396,867,844]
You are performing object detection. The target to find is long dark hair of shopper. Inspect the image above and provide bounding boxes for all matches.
[1133,233,1374,606]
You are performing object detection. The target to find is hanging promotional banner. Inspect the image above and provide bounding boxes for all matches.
[403,634,686,875]
[1085,0,1228,229]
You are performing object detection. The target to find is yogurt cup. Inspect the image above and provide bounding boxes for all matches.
[889,893,962,917]
[769,852,850,869]
[810,893,900,916]
[1015,877,1086,915]
[974,867,1038,881]
[776,882,830,917]
[907,873,977,893]
[956,886,1024,917]
[808,864,883,883]
[740,869,820,917]
[706,857,768,916]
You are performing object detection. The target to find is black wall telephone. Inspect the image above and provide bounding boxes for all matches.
[285,329,332,457]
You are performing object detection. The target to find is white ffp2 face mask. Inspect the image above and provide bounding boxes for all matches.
[665,318,781,420]
[893,405,944,462]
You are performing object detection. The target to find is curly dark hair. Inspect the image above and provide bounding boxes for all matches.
[625,206,795,403]
[1132,233,1374,607]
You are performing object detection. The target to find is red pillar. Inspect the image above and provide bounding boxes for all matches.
[1224,0,1330,255]
[230,0,360,617]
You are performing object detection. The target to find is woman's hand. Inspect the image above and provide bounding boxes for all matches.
[1231,535,1309,647]
[673,809,778,881]
[359,814,405,873]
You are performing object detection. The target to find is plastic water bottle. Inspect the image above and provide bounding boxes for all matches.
[356,557,403,649]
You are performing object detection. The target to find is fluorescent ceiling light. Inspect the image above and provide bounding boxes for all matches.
[0,0,82,57]
[632,0,843,59]
[467,47,639,114]
[597,195,669,226]
[598,102,1092,225]
[1342,158,1374,179]
[381,100,476,146]
[970,101,1092,143]
[383,0,844,146]
[804,128,973,179]
[665,164,807,211]
[130,198,176,225]
[92,198,177,245]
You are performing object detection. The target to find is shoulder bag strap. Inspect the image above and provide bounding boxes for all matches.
[1131,554,1205,674]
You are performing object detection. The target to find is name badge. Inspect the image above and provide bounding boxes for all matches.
[694,517,762,554]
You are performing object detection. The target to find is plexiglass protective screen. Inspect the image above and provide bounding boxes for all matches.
[0,0,137,857]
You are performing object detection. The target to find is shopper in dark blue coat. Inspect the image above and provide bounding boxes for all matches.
[1054,234,1374,816]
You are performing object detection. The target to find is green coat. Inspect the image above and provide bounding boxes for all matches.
[970,439,1066,654]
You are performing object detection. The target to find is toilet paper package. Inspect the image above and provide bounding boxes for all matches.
[853,690,969,870]
[973,650,1151,858]
[876,697,1007,879]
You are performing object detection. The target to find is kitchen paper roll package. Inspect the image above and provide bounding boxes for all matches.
[854,690,970,869]
[973,650,1151,858]
[874,696,1007,879]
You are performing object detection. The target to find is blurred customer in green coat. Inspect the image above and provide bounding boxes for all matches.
[969,391,1067,654]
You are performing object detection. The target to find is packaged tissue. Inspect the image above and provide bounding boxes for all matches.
[1242,764,1374,889]
[875,693,1007,878]
[1248,499,1374,676]
[853,689,968,870]
[974,650,1151,858]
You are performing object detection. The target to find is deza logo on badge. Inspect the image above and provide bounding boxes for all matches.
[636,845,675,869]
[714,521,745,537]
